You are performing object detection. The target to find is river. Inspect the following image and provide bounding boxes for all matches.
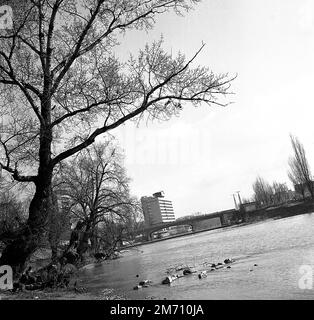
[80,213,314,299]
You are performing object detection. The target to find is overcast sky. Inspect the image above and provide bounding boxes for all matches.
[111,0,314,218]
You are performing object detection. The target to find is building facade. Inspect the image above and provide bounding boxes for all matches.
[141,191,175,227]
[240,202,257,213]
[294,181,314,199]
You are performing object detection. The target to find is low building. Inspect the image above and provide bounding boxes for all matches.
[294,181,314,199]
[241,202,257,213]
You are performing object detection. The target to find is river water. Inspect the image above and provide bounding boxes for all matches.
[80,213,314,299]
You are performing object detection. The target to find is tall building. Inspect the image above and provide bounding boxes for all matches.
[141,191,175,227]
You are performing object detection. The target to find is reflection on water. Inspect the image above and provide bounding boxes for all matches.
[81,213,314,299]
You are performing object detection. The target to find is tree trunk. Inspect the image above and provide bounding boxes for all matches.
[51,246,58,264]
[48,192,61,263]
[90,224,99,253]
[76,211,97,261]
[0,71,55,273]
[308,181,314,199]
[0,171,53,273]
[76,221,92,262]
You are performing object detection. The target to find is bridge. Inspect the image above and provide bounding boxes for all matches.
[136,209,239,241]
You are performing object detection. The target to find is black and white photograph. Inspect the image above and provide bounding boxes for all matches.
[0,0,314,307]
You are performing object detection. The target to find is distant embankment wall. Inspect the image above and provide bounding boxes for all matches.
[242,201,314,223]
[194,216,222,231]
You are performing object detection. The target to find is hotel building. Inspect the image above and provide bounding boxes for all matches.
[141,191,175,227]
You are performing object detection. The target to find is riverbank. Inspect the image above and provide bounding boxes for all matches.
[0,249,127,300]
[0,268,127,300]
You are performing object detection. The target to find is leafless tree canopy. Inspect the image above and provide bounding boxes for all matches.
[58,140,136,224]
[252,177,290,207]
[271,181,289,205]
[0,0,233,181]
[252,176,273,207]
[288,135,313,199]
[56,140,141,259]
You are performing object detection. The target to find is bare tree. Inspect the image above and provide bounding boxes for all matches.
[249,178,291,208]
[288,172,305,199]
[96,202,142,259]
[252,176,273,207]
[57,140,139,261]
[272,181,289,205]
[0,0,234,269]
[47,190,71,263]
[288,135,313,199]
